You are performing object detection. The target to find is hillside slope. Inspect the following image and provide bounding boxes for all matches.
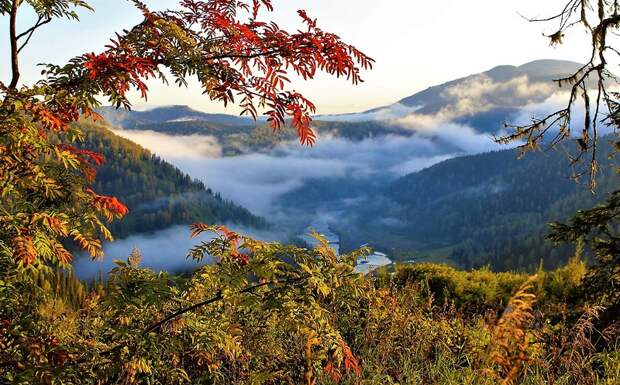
[396,59,581,113]
[340,140,618,271]
[77,120,266,238]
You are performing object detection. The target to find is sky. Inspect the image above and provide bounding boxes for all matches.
[0,0,593,114]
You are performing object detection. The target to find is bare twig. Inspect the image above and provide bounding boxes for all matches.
[498,0,620,190]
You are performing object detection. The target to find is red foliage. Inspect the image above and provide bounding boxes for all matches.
[84,49,156,99]
[323,339,361,383]
[57,145,106,166]
[324,361,342,383]
[56,144,106,181]
[99,196,129,217]
[53,243,73,265]
[215,225,250,266]
[190,224,250,266]
[86,188,130,218]
[342,339,361,376]
[79,0,372,145]
[12,236,36,266]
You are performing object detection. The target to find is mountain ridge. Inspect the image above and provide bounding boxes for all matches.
[97,105,255,129]
[386,59,581,113]
[100,59,582,131]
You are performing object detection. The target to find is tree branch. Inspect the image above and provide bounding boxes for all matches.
[16,16,52,54]
[16,16,49,40]
[69,275,309,365]
[497,0,620,190]
[142,276,307,335]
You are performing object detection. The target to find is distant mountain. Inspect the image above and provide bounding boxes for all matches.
[98,106,419,155]
[98,105,255,129]
[98,60,584,152]
[337,139,618,271]
[77,120,266,239]
[396,59,581,112]
[101,59,583,137]
[318,59,583,133]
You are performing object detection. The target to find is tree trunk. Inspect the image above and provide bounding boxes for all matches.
[9,0,19,89]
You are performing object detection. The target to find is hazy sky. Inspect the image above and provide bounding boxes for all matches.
[1,0,592,114]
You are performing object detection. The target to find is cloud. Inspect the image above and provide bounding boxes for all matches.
[111,129,223,158]
[73,225,204,280]
[509,90,615,138]
[170,150,350,215]
[73,224,286,280]
[508,91,570,126]
[316,76,558,124]
[382,84,615,154]
[314,103,421,122]
[390,115,504,154]
[440,75,555,117]
[140,134,473,216]
[111,118,506,222]
[359,76,560,137]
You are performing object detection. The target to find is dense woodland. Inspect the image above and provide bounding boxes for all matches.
[77,120,266,238]
[336,139,620,271]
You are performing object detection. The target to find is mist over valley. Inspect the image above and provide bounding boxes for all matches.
[71,59,620,279]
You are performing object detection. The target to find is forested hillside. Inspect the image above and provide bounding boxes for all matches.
[77,120,266,238]
[340,140,619,271]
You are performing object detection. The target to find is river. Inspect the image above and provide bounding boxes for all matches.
[299,221,394,274]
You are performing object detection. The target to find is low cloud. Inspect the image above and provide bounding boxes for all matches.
[509,91,571,126]
[111,129,223,158]
[389,116,503,154]
[73,225,205,280]
[74,224,286,280]
[509,91,615,139]
[442,75,555,117]
[317,76,558,124]
[111,118,507,221]
[120,133,485,217]
[315,103,421,122]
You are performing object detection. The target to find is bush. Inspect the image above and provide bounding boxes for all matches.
[1,234,617,385]
[390,260,586,312]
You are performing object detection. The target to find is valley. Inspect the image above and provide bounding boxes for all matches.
[74,59,618,278]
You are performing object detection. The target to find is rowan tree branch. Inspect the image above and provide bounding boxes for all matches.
[69,275,310,365]
[142,276,308,335]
